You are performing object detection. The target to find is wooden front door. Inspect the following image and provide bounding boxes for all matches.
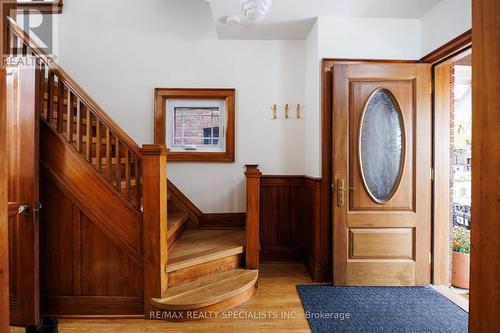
[7,64,40,325]
[332,63,432,286]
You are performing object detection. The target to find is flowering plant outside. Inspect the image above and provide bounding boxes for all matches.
[452,226,471,254]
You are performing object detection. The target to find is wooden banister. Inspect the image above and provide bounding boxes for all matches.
[141,144,169,315]
[6,17,140,156]
[6,17,143,210]
[245,164,261,270]
[16,0,63,14]
[7,14,174,317]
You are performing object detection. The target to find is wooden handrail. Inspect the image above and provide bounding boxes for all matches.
[6,16,144,211]
[245,164,261,270]
[16,0,63,14]
[6,17,141,157]
[7,13,175,317]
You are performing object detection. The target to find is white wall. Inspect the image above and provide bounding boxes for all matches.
[421,0,472,55]
[318,17,422,60]
[42,0,471,211]
[301,8,471,178]
[53,0,306,213]
[304,20,321,177]
[304,17,422,177]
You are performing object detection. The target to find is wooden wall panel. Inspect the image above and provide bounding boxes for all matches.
[469,0,500,330]
[81,217,143,297]
[303,178,323,280]
[40,123,142,264]
[39,170,143,316]
[260,177,307,262]
[259,176,326,281]
[199,213,246,230]
[0,4,10,325]
[40,176,75,296]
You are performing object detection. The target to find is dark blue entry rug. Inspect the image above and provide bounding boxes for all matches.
[297,285,468,333]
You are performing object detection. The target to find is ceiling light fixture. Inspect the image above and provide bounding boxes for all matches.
[225,15,241,25]
[240,0,272,21]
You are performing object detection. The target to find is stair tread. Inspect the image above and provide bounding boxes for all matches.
[166,230,246,272]
[167,211,189,237]
[152,269,258,310]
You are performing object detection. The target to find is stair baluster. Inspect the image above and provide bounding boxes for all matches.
[7,18,144,211]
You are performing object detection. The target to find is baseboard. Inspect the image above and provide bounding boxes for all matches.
[199,213,246,230]
[41,295,144,317]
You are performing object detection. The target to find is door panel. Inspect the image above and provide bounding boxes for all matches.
[349,81,414,211]
[349,228,414,259]
[7,64,40,325]
[332,63,431,286]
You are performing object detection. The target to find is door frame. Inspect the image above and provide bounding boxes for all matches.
[469,0,500,330]
[322,34,474,285]
[1,0,11,331]
[0,54,10,333]
[419,31,472,285]
[6,63,41,326]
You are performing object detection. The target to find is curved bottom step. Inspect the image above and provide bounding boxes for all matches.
[152,269,258,321]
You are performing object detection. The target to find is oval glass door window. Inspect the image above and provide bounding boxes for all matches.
[359,89,405,203]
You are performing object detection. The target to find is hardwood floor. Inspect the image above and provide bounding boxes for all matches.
[10,263,312,332]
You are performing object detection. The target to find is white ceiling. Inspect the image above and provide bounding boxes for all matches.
[206,0,442,40]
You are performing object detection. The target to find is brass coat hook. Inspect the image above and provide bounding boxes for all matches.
[296,104,301,119]
[285,104,289,119]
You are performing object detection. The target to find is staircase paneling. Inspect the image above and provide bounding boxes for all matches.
[40,172,143,316]
[5,16,260,319]
[39,181,75,296]
[41,122,142,265]
[81,219,143,297]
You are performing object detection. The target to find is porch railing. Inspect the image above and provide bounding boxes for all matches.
[453,203,471,229]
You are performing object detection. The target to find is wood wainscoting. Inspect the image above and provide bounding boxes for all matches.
[199,213,246,230]
[259,175,328,282]
[39,166,144,317]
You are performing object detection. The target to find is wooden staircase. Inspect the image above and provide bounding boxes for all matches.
[152,269,257,318]
[152,230,257,319]
[7,17,259,320]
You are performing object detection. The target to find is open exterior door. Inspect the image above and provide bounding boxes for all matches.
[7,63,40,325]
[332,63,432,286]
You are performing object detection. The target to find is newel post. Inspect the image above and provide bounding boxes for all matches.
[141,144,168,316]
[245,164,261,270]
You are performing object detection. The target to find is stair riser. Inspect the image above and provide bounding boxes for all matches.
[152,286,255,322]
[168,254,243,288]
[167,223,185,248]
